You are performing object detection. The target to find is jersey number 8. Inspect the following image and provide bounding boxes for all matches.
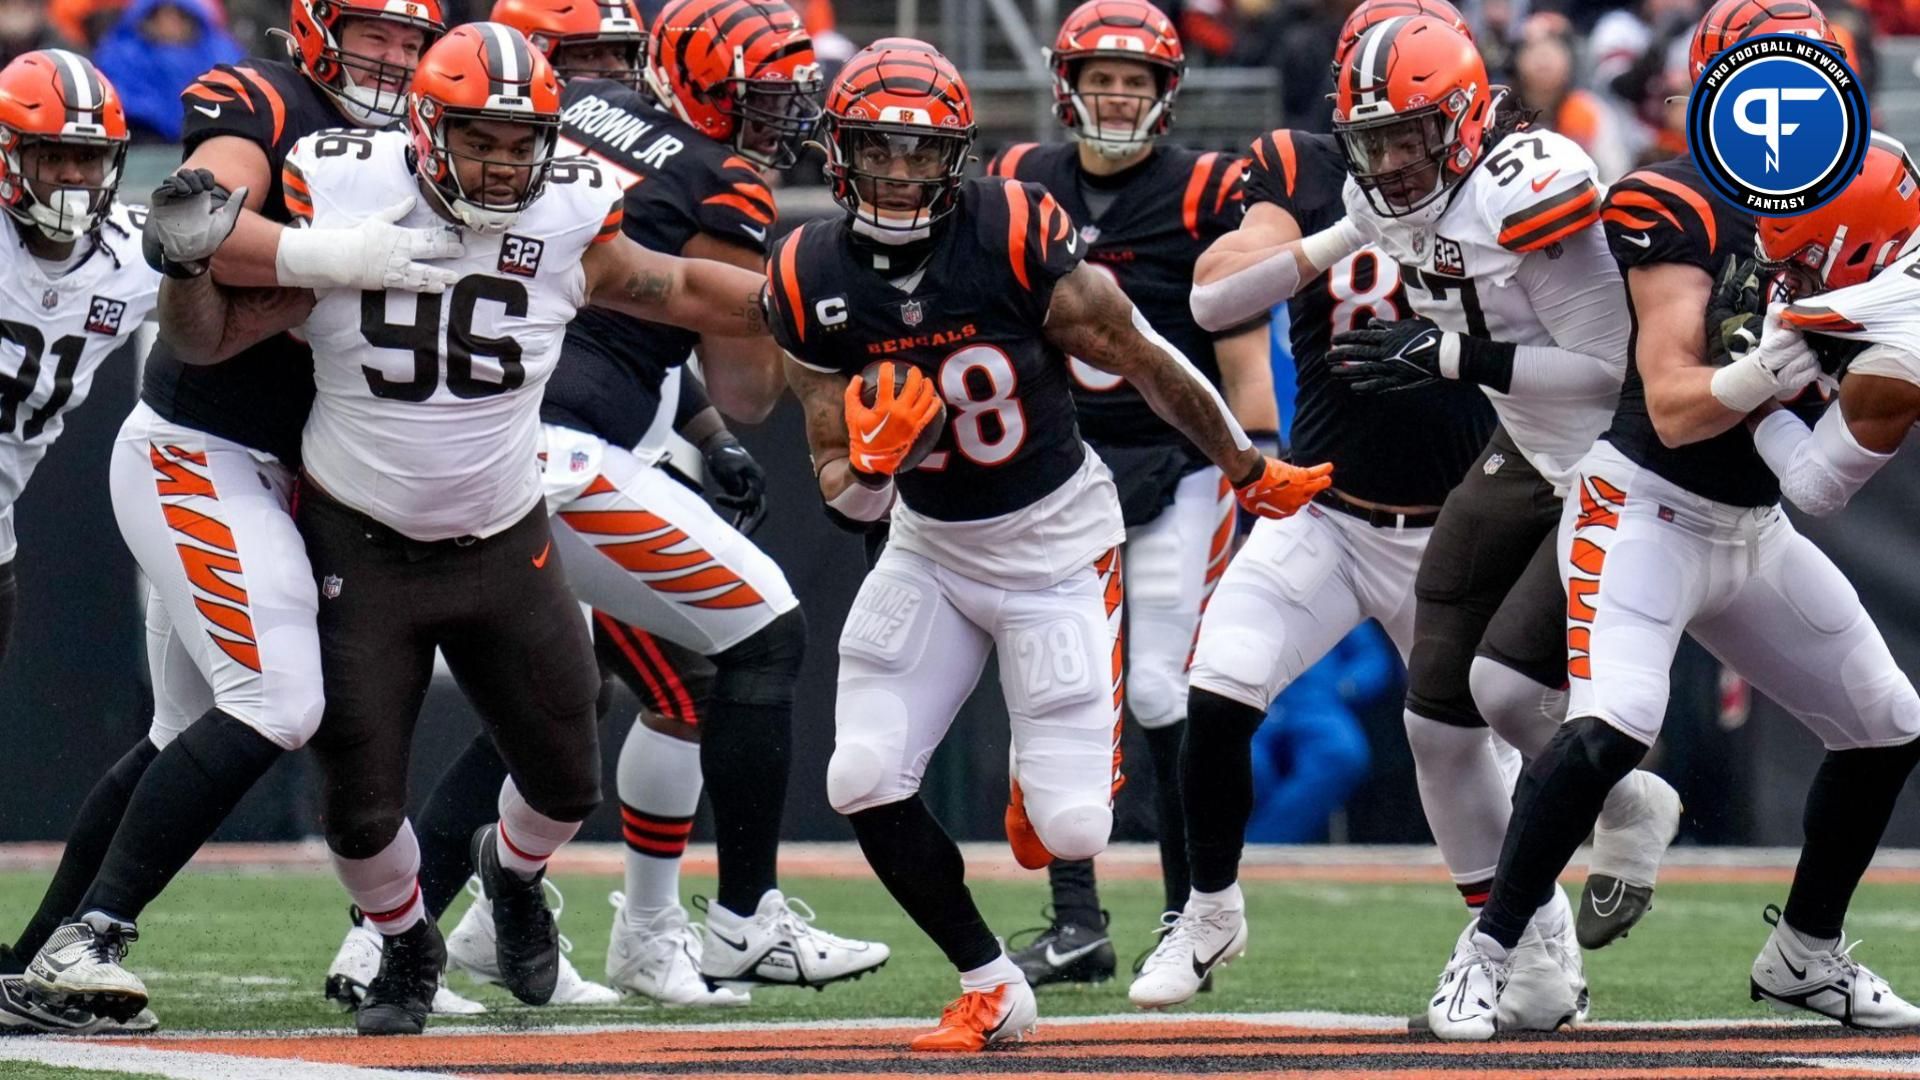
[917,344,1028,472]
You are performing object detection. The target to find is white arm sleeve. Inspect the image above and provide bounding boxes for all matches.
[1130,304,1251,453]
[826,475,896,522]
[1505,231,1631,399]
[1751,406,1893,517]
[1188,218,1363,332]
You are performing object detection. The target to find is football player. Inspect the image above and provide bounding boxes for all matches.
[770,38,1328,1051]
[984,0,1275,987]
[1427,1,1920,1039]
[12,0,456,1031]
[122,22,780,1037]
[378,0,885,1010]
[0,50,160,1036]
[1132,0,1527,1012]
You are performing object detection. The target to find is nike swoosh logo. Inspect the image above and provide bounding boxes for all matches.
[859,416,888,443]
[1043,939,1109,967]
[1190,935,1237,980]
[531,540,552,569]
[193,103,221,119]
[1588,879,1626,919]
[742,224,767,242]
[710,931,749,953]
[1778,944,1808,981]
[1621,233,1652,248]
[1531,169,1561,193]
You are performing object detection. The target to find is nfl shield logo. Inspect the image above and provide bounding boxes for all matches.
[322,574,343,599]
[569,450,590,473]
[901,299,923,327]
[40,288,57,310]
[1080,224,1101,246]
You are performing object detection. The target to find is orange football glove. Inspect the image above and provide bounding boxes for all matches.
[1234,456,1333,519]
[845,362,942,477]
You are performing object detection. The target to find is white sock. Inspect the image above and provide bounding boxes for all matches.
[1189,882,1244,913]
[496,778,582,879]
[618,721,705,928]
[960,951,1023,990]
[1471,926,1512,963]
[332,821,424,936]
[1405,711,1512,889]
[1533,885,1573,938]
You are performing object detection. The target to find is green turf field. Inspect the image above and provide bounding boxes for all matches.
[5,867,1918,1034]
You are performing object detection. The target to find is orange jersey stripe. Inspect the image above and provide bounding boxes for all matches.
[777,225,806,343]
[1606,189,1684,234]
[1182,151,1219,238]
[1635,171,1718,252]
[558,508,670,535]
[1215,157,1248,215]
[163,503,237,553]
[690,583,766,608]
[650,565,745,594]
[1601,208,1663,232]
[703,192,773,225]
[1498,187,1599,251]
[1004,182,1032,291]
[595,206,623,243]
[232,66,286,146]
[993,142,1035,178]
[1781,308,1865,333]
[599,537,709,574]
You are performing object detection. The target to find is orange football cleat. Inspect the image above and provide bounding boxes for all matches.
[908,980,1038,1052]
[1004,778,1053,870]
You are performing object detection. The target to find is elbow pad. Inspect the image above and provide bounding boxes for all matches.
[1756,408,1892,516]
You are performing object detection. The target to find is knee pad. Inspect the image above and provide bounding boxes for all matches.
[713,607,806,708]
[253,671,326,751]
[827,687,917,814]
[1033,802,1112,863]
[827,741,903,815]
[1191,628,1283,711]
[1126,648,1185,730]
[1469,655,1564,759]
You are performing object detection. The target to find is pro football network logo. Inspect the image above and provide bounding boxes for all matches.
[1687,33,1867,216]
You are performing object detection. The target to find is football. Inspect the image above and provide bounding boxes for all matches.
[859,359,946,474]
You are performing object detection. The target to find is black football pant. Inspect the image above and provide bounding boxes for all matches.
[298,486,602,861]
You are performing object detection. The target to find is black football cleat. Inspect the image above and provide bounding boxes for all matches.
[470,825,559,1005]
[355,919,444,1037]
[1010,910,1116,988]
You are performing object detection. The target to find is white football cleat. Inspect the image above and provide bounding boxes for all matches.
[1499,889,1587,1032]
[25,913,147,1023]
[606,892,748,1006]
[1751,905,1920,1029]
[1427,920,1508,1042]
[697,891,889,988]
[1128,902,1247,1010]
[1580,770,1683,949]
[0,974,157,1034]
[447,879,619,1006]
[908,977,1038,1052]
[325,910,486,1016]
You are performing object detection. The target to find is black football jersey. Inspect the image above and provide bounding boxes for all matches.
[985,142,1242,456]
[1599,154,1793,508]
[1244,128,1494,506]
[140,58,341,464]
[768,179,1088,523]
[542,79,775,449]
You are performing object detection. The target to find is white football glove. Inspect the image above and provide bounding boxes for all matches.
[274,195,465,293]
[1711,303,1820,413]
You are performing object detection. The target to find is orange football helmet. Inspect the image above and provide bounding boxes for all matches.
[409,22,563,233]
[1333,15,1491,218]
[1333,0,1472,70]
[821,37,975,237]
[1047,0,1185,157]
[644,0,822,168]
[0,50,128,243]
[288,0,445,126]
[1756,134,1920,300]
[1689,0,1838,80]
[490,0,647,89]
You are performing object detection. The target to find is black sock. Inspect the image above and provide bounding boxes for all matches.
[14,737,159,958]
[1046,859,1101,931]
[702,699,789,915]
[1479,715,1645,949]
[1183,690,1267,894]
[78,710,282,922]
[1144,721,1190,913]
[417,733,510,920]
[849,797,1000,972]
[1784,739,1920,940]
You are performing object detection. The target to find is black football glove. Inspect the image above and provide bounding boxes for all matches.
[1328,315,1448,393]
[1705,254,1764,367]
[701,430,768,536]
[142,168,245,280]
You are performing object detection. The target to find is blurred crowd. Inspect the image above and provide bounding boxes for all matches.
[4,0,1890,177]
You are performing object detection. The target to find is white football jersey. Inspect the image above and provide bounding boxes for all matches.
[0,204,156,515]
[291,129,621,541]
[1363,128,1628,488]
[1781,240,1920,387]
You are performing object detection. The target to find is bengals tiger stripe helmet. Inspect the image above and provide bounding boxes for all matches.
[490,0,646,89]
[1757,134,1920,301]
[409,22,563,234]
[0,50,128,243]
[1047,0,1184,158]
[821,37,975,238]
[645,0,822,169]
[1334,15,1491,219]
[289,0,445,126]
[1333,0,1472,70]
[1689,0,1838,80]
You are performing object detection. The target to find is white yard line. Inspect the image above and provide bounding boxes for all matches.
[0,1040,449,1080]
